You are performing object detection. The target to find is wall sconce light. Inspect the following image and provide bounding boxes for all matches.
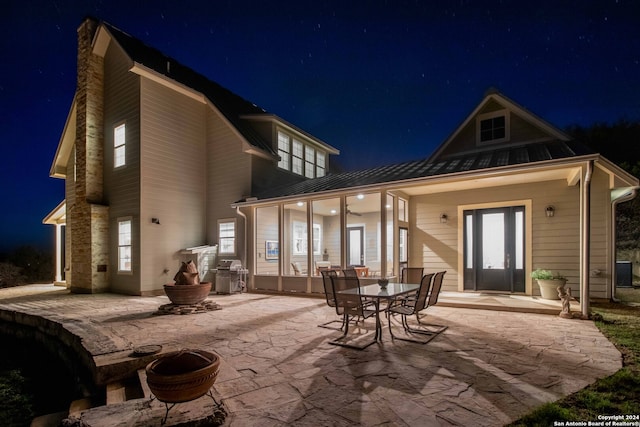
[152,217,161,225]
[545,206,555,218]
[440,213,448,224]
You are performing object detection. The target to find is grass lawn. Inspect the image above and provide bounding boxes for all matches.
[508,287,640,426]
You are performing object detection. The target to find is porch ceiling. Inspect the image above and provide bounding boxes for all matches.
[397,165,581,196]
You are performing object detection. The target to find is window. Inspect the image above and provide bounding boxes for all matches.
[218,220,236,255]
[277,130,326,177]
[316,152,325,177]
[398,198,408,222]
[399,227,408,263]
[114,123,126,168]
[292,221,307,255]
[312,224,321,255]
[291,221,321,255]
[277,132,290,170]
[292,139,303,175]
[305,146,315,178]
[118,218,132,272]
[477,110,509,144]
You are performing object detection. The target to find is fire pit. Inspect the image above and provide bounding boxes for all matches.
[146,349,222,423]
[146,349,220,403]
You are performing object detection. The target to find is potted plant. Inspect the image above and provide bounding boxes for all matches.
[530,268,567,300]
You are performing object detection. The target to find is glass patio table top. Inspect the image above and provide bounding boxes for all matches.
[338,282,420,299]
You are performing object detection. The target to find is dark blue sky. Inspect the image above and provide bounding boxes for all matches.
[1,0,639,252]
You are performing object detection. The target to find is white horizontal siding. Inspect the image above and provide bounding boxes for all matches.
[139,78,207,294]
[410,171,613,298]
[103,40,141,293]
[206,108,252,256]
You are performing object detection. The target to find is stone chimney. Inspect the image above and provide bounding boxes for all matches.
[68,17,109,293]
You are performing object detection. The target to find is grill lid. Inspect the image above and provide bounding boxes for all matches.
[217,259,242,270]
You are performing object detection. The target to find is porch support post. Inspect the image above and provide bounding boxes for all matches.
[55,223,63,284]
[580,160,594,319]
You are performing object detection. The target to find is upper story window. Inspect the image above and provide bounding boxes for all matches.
[277,132,290,170]
[305,146,315,178]
[218,219,236,255]
[477,110,509,144]
[292,139,303,175]
[114,123,126,168]
[316,152,325,177]
[277,130,326,178]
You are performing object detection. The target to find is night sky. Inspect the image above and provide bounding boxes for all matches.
[1,0,639,253]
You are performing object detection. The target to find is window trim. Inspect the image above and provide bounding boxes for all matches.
[218,219,237,255]
[476,110,510,145]
[117,217,133,274]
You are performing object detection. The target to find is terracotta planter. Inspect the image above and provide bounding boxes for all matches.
[536,279,566,300]
[163,282,211,305]
[146,349,220,403]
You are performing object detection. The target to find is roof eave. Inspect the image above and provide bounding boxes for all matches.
[241,114,340,155]
[235,154,603,207]
[50,96,77,179]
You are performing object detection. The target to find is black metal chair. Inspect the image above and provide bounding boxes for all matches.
[318,269,344,330]
[329,275,378,350]
[401,267,424,284]
[342,267,359,278]
[387,271,447,343]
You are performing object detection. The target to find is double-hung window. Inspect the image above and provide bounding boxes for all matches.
[316,152,325,177]
[277,132,290,170]
[118,218,132,272]
[292,139,303,175]
[305,146,315,178]
[114,123,126,168]
[218,220,236,255]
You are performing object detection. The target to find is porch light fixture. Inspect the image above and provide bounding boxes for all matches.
[545,205,555,218]
[440,213,448,223]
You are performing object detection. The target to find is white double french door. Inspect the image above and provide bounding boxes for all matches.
[463,206,525,292]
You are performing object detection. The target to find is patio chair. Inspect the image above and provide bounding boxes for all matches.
[318,269,344,330]
[329,275,378,350]
[401,267,424,284]
[342,267,359,278]
[291,262,306,276]
[387,271,447,343]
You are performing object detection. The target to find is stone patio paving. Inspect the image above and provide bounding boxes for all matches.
[0,284,622,426]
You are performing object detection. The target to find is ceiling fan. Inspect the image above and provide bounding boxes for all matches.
[346,205,362,216]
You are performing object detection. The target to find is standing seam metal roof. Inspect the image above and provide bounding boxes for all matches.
[252,139,596,200]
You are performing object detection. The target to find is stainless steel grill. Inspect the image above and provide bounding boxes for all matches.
[214,260,246,294]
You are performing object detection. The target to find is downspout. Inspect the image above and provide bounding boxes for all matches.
[236,206,248,277]
[580,160,593,319]
[610,186,640,302]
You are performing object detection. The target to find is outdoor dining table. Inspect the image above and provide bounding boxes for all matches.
[337,282,420,342]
